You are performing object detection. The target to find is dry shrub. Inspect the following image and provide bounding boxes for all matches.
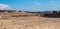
[23,15,28,17]
[12,15,28,17]
[0,27,6,29]
[0,16,10,19]
[12,15,21,17]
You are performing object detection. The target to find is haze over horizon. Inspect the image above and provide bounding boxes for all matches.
[0,0,60,12]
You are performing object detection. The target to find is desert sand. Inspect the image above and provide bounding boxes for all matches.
[0,16,60,29]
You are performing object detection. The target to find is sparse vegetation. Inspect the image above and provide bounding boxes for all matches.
[39,11,60,17]
[0,10,60,29]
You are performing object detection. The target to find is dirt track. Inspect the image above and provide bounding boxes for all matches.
[0,16,60,29]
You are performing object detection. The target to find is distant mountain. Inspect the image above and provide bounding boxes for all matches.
[24,11,42,14]
[0,10,22,13]
[24,11,52,14]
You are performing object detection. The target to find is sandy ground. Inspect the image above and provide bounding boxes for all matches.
[0,16,60,29]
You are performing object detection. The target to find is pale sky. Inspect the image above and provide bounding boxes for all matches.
[0,0,60,11]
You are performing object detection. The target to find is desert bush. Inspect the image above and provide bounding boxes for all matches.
[23,15,28,17]
[0,27,6,29]
[12,15,28,17]
[0,16,10,19]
